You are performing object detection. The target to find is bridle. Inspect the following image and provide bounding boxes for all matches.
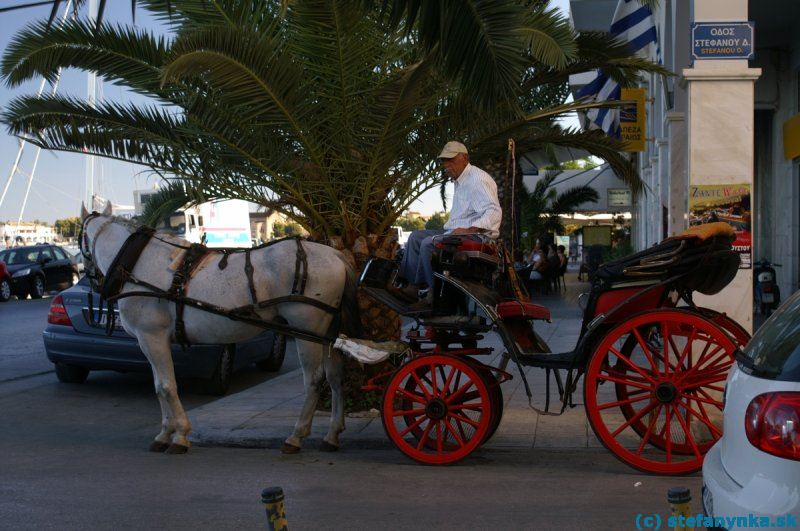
[78,211,113,295]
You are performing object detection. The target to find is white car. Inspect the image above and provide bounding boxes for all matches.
[702,290,800,530]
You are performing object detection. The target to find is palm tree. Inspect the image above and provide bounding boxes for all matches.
[1,1,665,336]
[520,170,600,243]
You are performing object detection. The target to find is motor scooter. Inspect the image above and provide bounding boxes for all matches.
[754,259,782,316]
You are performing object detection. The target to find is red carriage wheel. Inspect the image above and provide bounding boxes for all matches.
[585,310,736,475]
[382,354,491,464]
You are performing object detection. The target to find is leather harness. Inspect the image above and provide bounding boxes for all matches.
[81,216,340,347]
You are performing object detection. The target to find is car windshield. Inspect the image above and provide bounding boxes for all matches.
[3,249,40,265]
[741,289,800,381]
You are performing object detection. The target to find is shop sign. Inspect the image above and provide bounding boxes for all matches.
[692,22,754,60]
[608,188,632,208]
[620,88,646,152]
[688,183,752,268]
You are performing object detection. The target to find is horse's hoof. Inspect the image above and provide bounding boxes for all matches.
[281,443,301,454]
[148,441,170,453]
[319,440,339,452]
[164,443,189,455]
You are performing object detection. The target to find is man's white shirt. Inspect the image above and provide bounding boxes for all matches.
[444,163,502,237]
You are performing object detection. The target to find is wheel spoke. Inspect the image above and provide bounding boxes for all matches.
[665,405,672,463]
[695,387,724,408]
[636,404,662,455]
[597,372,654,392]
[446,380,474,404]
[678,399,723,438]
[444,419,466,447]
[662,323,671,376]
[609,346,657,383]
[597,394,651,411]
[396,388,427,405]
[416,421,434,450]
[430,363,439,396]
[611,400,659,438]
[400,415,427,438]
[675,329,697,370]
[632,328,661,375]
[685,372,729,388]
[450,403,484,412]
[411,371,432,401]
[449,411,481,428]
[671,403,702,459]
[442,364,457,395]
[436,422,443,454]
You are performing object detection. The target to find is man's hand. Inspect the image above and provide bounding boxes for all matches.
[451,227,481,235]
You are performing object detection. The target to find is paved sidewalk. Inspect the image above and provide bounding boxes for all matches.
[188,266,605,451]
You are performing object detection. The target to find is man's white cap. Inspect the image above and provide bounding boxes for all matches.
[437,141,468,159]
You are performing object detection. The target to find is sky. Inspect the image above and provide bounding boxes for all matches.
[0,0,573,224]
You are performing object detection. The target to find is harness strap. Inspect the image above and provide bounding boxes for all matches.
[167,243,208,347]
[245,249,258,305]
[254,294,339,314]
[291,238,308,295]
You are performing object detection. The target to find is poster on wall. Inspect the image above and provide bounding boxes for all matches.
[688,183,751,268]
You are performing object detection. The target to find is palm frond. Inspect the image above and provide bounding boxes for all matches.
[139,179,210,227]
[549,185,600,214]
[518,6,577,69]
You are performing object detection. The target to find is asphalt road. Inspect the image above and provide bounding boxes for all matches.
[0,295,704,530]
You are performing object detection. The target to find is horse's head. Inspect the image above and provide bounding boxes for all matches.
[79,200,114,293]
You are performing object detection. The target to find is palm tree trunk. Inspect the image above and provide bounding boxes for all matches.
[484,156,524,253]
[323,233,401,411]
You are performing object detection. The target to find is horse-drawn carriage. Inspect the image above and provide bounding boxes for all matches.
[79,205,745,474]
[356,222,746,474]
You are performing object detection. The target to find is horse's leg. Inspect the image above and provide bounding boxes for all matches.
[138,330,192,454]
[283,340,324,453]
[321,346,345,452]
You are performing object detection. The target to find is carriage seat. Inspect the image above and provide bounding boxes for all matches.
[496,301,551,322]
[431,233,501,282]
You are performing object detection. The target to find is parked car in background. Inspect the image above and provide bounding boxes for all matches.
[43,276,286,395]
[702,290,800,528]
[0,244,78,299]
[0,259,11,302]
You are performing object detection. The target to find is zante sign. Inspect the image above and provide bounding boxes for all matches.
[692,22,754,60]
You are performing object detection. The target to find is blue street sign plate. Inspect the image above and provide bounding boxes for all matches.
[692,22,754,60]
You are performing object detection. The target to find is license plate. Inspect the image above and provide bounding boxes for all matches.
[762,293,774,303]
[702,484,714,518]
[83,309,122,330]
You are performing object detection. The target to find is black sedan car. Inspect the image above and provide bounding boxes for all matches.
[43,276,286,395]
[0,244,78,299]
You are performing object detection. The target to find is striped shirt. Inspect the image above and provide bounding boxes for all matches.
[444,164,502,237]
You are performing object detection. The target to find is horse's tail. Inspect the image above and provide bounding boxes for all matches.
[337,256,364,339]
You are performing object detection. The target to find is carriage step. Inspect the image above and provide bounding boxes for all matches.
[362,286,433,317]
[419,315,493,333]
[516,351,575,369]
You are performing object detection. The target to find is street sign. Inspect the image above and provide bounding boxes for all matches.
[620,88,646,152]
[692,22,754,60]
[608,188,632,208]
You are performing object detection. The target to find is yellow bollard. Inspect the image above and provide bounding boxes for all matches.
[262,487,288,531]
[668,487,694,531]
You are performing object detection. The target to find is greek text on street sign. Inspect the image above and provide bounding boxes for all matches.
[692,22,754,60]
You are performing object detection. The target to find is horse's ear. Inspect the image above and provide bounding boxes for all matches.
[80,202,89,220]
[102,200,113,216]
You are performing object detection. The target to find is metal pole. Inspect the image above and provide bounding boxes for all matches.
[86,0,98,208]
[261,487,288,531]
[17,71,64,226]
[0,0,73,211]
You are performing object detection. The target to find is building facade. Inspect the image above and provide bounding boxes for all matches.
[570,0,800,331]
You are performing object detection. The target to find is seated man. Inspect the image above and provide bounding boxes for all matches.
[398,141,502,308]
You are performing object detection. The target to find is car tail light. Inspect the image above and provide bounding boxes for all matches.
[745,392,800,461]
[47,295,72,326]
[763,286,773,293]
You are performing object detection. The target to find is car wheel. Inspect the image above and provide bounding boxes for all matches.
[0,279,10,302]
[54,363,90,384]
[29,276,45,299]
[205,345,234,396]
[256,334,286,372]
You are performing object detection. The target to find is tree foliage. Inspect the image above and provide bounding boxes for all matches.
[424,212,450,231]
[2,0,667,246]
[395,216,425,232]
[521,171,600,239]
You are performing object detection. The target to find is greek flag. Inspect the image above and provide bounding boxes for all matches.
[577,0,661,136]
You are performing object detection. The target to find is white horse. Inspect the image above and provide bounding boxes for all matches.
[80,202,360,454]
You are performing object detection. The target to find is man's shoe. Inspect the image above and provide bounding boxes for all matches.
[388,284,418,303]
[405,291,433,313]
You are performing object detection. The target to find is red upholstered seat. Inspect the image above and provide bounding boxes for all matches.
[496,301,551,321]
